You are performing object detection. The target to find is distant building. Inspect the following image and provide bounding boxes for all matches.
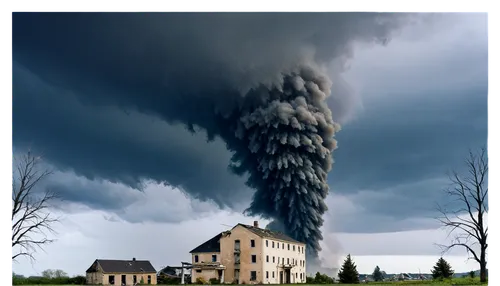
[189,221,306,284]
[85,258,157,285]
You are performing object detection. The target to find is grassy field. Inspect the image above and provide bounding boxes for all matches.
[15,281,488,286]
[14,278,488,286]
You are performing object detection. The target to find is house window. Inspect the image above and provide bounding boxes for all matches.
[282,257,284,264]
[212,254,217,262]
[266,271,269,279]
[266,255,269,262]
[273,256,275,263]
[194,255,199,263]
[251,239,255,247]
[250,271,257,281]
[300,273,303,280]
[196,270,202,273]
[272,241,275,248]
[293,245,295,251]
[251,255,257,263]
[235,240,241,251]
[266,240,268,247]
[296,273,298,278]
[287,258,289,264]
[282,243,284,249]
[133,275,137,284]
[288,244,290,250]
[109,275,115,285]
[147,275,151,284]
[272,271,275,278]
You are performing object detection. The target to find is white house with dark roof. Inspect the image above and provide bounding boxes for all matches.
[85,258,157,285]
[189,221,306,284]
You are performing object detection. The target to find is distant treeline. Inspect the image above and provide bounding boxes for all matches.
[12,275,86,285]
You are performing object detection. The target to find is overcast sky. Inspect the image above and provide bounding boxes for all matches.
[12,12,487,276]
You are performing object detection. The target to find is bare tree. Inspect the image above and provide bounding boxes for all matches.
[436,147,488,282]
[12,151,59,262]
[42,269,68,279]
[41,269,55,279]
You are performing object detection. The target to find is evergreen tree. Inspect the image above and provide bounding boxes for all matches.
[338,254,359,284]
[372,266,384,282]
[431,257,454,279]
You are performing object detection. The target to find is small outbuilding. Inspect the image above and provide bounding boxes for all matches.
[86,258,157,285]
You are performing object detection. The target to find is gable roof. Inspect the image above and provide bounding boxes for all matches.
[86,259,156,273]
[237,223,304,245]
[189,233,222,253]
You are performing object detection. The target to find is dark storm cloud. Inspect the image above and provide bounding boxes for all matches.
[35,168,222,224]
[13,12,421,257]
[12,12,487,243]
[12,12,415,181]
[13,63,251,207]
[12,12,416,126]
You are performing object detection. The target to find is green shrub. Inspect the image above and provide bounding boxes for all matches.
[12,275,87,285]
[196,277,208,284]
[209,278,220,284]
[158,276,182,284]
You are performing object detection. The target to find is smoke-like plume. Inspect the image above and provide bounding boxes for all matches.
[219,66,339,258]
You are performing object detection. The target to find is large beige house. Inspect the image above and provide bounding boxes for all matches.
[189,221,306,284]
[85,258,157,285]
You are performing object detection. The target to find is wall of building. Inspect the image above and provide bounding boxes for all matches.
[101,272,157,285]
[86,272,103,285]
[261,239,307,284]
[191,252,221,264]
[191,269,219,283]
[220,225,264,284]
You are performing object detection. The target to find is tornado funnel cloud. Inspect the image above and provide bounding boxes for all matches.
[221,67,340,258]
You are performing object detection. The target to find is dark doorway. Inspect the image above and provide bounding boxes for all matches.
[285,269,291,284]
[234,269,240,284]
[279,271,283,284]
[250,271,257,281]
[217,270,223,281]
[109,275,115,285]
[121,275,126,285]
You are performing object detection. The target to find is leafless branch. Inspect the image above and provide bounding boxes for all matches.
[12,151,59,262]
[435,147,488,282]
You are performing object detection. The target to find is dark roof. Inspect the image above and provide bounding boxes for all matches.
[189,233,222,253]
[87,259,156,273]
[237,224,304,244]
